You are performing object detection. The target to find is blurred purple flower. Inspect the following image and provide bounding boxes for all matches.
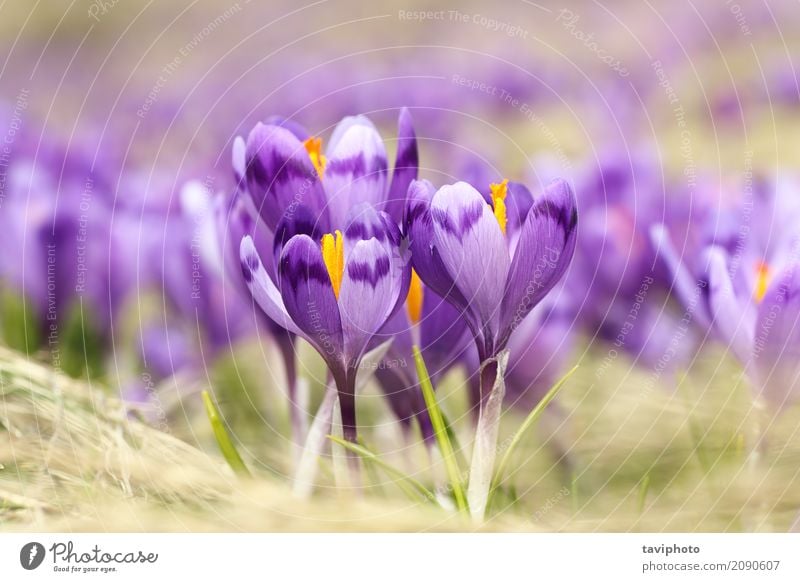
[654,172,800,409]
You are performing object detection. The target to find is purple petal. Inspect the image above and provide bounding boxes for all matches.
[245,123,327,231]
[405,180,472,322]
[505,181,535,241]
[432,182,510,339]
[650,223,712,329]
[273,204,325,267]
[344,203,412,324]
[263,115,310,141]
[478,181,534,242]
[506,304,572,409]
[278,234,344,363]
[344,203,393,248]
[338,238,395,362]
[706,245,755,362]
[326,115,376,153]
[324,116,388,226]
[232,136,246,188]
[753,264,800,409]
[384,108,418,223]
[501,179,577,338]
[419,290,470,380]
[239,236,301,336]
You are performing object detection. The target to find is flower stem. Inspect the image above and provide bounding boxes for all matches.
[467,351,508,522]
[293,378,337,498]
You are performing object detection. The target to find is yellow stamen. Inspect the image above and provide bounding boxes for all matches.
[490,178,509,235]
[304,136,327,177]
[406,269,424,325]
[754,261,770,303]
[321,230,344,300]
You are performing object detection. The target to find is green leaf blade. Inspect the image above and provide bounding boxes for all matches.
[489,364,578,502]
[202,390,250,477]
[327,435,434,503]
[412,345,468,514]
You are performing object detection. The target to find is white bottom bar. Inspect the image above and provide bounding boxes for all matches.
[1,533,798,580]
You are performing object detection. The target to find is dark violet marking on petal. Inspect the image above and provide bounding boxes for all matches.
[346,255,391,288]
[326,153,387,178]
[247,149,317,189]
[532,198,578,237]
[345,217,388,242]
[240,258,254,283]
[273,205,324,264]
[430,199,484,236]
[240,249,262,284]
[279,251,332,292]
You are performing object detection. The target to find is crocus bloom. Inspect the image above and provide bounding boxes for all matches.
[237,111,418,440]
[406,177,577,399]
[241,203,411,441]
[653,173,800,409]
[243,109,417,232]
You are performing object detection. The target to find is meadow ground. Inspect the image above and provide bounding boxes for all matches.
[2,343,798,533]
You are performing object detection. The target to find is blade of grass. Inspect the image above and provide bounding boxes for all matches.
[489,364,577,501]
[327,435,434,503]
[638,472,651,513]
[439,409,468,468]
[201,390,250,477]
[413,345,468,513]
[357,437,386,498]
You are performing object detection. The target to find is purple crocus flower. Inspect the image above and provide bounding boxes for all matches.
[654,172,800,410]
[406,175,576,519]
[240,202,411,442]
[406,177,577,401]
[236,111,418,441]
[243,108,417,231]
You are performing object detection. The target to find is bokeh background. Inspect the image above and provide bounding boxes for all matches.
[2,0,800,531]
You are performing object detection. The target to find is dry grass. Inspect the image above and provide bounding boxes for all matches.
[1,344,799,532]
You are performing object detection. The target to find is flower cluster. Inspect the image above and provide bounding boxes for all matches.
[229,110,578,443]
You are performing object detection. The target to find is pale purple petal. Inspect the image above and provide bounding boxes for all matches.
[706,245,755,362]
[650,223,712,329]
[342,203,411,326]
[753,264,800,409]
[326,115,377,154]
[405,180,470,316]
[239,235,302,336]
[232,136,246,188]
[344,203,392,254]
[324,119,388,226]
[431,181,510,339]
[500,179,577,338]
[338,238,394,362]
